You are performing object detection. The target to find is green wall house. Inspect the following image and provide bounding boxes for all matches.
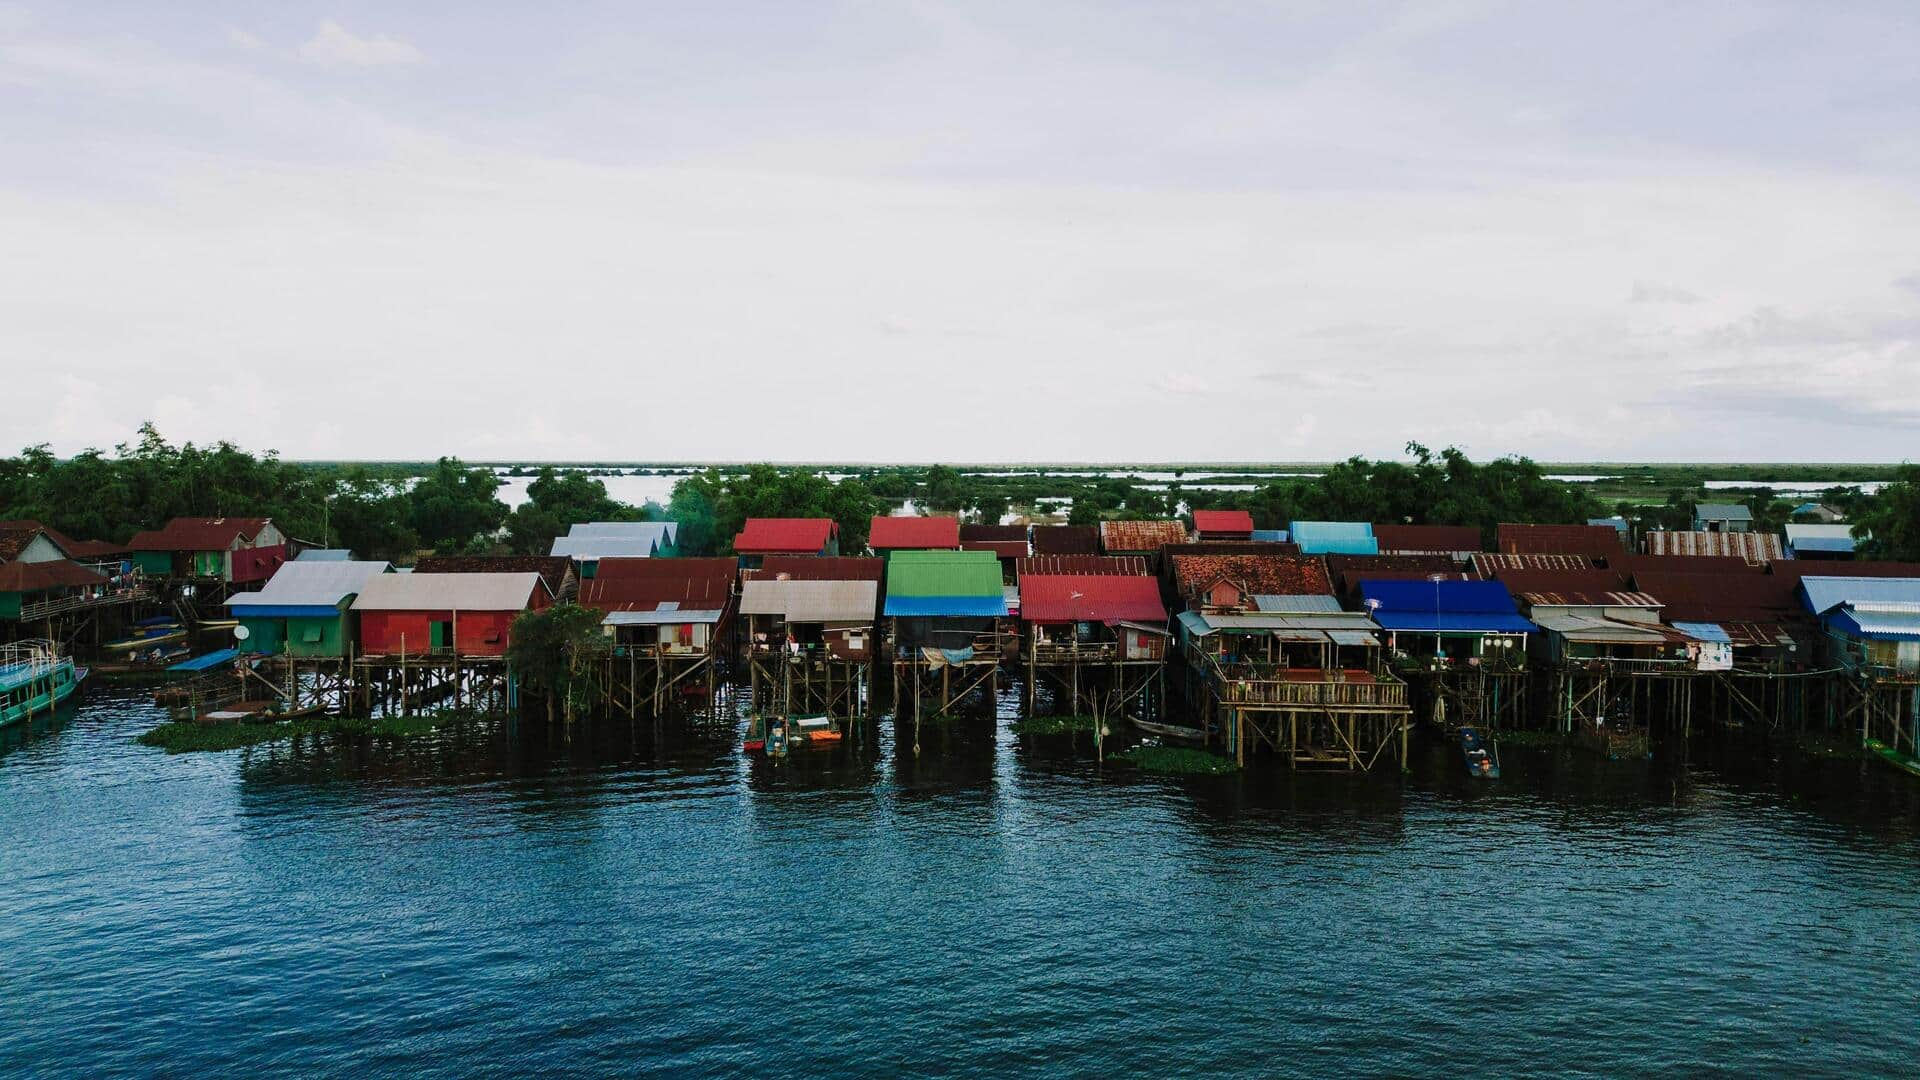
[225,560,391,657]
[126,517,288,582]
[0,559,110,621]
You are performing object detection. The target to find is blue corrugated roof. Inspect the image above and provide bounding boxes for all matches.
[1250,529,1289,542]
[1360,579,1537,634]
[883,595,1007,618]
[1799,576,1920,615]
[1672,621,1731,643]
[1831,609,1920,640]
[231,604,342,619]
[1790,537,1855,553]
[1290,521,1378,555]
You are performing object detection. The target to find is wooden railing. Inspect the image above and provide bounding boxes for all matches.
[1219,675,1408,709]
[19,587,152,621]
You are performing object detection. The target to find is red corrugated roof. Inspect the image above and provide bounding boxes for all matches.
[1019,575,1168,624]
[127,517,272,552]
[745,556,885,582]
[578,558,736,611]
[1490,569,1635,595]
[1193,509,1255,534]
[734,518,838,554]
[1018,556,1149,577]
[1171,554,1330,598]
[1372,524,1483,553]
[0,558,106,592]
[1496,524,1625,558]
[1100,520,1189,552]
[1618,554,1767,576]
[868,516,960,550]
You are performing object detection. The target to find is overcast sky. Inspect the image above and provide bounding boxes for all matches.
[4,3,1919,463]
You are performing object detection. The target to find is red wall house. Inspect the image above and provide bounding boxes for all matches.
[350,572,551,657]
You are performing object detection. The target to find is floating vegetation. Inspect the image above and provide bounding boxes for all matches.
[1479,729,1572,748]
[1009,714,1098,736]
[137,712,474,755]
[1113,746,1238,775]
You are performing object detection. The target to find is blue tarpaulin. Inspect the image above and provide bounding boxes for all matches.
[883,595,1007,618]
[1360,579,1537,634]
[167,647,241,672]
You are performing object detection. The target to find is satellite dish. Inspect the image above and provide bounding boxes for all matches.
[233,625,251,641]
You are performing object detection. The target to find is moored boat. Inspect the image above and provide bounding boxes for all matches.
[1459,725,1499,779]
[104,617,187,654]
[0,640,87,727]
[1865,738,1920,779]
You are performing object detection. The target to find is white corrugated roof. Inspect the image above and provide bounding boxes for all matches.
[351,572,543,611]
[229,561,390,608]
[550,535,661,559]
[603,608,723,626]
[740,579,878,623]
[565,521,678,543]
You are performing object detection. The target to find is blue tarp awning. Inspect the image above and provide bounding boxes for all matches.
[225,604,340,619]
[1672,621,1732,644]
[883,596,1007,618]
[1361,579,1537,635]
[168,648,241,672]
[1371,612,1538,634]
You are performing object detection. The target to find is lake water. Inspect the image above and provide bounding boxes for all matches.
[7,688,1919,1076]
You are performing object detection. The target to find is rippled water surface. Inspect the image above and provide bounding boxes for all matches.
[5,688,1920,1077]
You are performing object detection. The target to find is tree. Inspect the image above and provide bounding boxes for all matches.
[407,457,509,554]
[1854,465,1920,561]
[505,468,639,554]
[505,604,607,724]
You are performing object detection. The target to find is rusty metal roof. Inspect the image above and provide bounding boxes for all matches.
[963,540,1030,560]
[415,555,570,598]
[1495,524,1625,558]
[1171,554,1331,599]
[579,560,736,612]
[1031,526,1101,555]
[1518,589,1662,608]
[744,556,885,582]
[1372,524,1484,554]
[1628,570,1805,626]
[127,517,273,552]
[1017,556,1149,577]
[959,524,1029,542]
[1099,520,1189,552]
[0,558,106,592]
[1471,553,1597,578]
[1643,531,1782,560]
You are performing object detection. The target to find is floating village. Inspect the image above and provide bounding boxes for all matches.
[2,507,1917,777]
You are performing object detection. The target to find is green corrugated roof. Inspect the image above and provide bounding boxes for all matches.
[885,550,1004,598]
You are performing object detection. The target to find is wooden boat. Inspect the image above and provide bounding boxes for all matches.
[1865,739,1920,779]
[745,713,843,754]
[788,714,842,747]
[1129,716,1207,743]
[0,641,86,727]
[105,620,187,654]
[1459,725,1499,779]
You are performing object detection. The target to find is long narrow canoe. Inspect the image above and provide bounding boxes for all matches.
[1460,725,1499,779]
[1865,739,1920,779]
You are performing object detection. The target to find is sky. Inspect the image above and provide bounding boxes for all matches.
[3,2,1919,464]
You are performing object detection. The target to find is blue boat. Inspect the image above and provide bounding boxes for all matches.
[0,641,87,728]
[1459,725,1499,779]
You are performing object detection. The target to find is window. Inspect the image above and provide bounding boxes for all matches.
[301,626,323,643]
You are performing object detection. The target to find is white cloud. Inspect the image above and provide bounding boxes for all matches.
[223,26,267,53]
[297,20,424,69]
[1630,281,1702,305]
